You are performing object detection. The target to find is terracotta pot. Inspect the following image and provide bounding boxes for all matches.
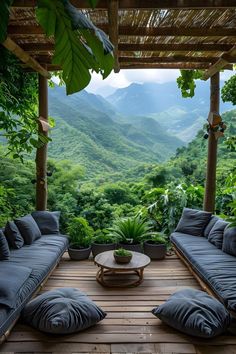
[91,242,117,257]
[143,240,166,260]
[68,246,91,260]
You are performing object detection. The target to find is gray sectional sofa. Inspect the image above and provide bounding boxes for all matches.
[0,212,69,341]
[171,209,236,314]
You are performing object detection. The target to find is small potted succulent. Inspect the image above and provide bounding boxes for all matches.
[109,217,154,253]
[67,217,93,260]
[143,233,167,260]
[114,248,132,264]
[91,230,117,257]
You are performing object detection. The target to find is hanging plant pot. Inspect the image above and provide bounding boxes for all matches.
[68,246,91,261]
[118,242,143,253]
[143,241,166,260]
[91,242,117,258]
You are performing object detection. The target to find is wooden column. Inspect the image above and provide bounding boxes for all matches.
[36,73,48,210]
[203,72,220,212]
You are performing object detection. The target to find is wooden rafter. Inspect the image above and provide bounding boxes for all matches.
[8,25,236,37]
[11,0,236,9]
[2,37,51,79]
[203,46,236,80]
[108,0,120,73]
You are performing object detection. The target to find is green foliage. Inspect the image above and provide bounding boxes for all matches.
[114,248,132,257]
[222,74,236,105]
[109,217,154,244]
[144,233,167,244]
[36,0,113,94]
[67,216,94,248]
[0,0,14,43]
[177,70,203,98]
[92,230,117,244]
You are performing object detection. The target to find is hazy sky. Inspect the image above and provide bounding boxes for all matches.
[86,68,235,96]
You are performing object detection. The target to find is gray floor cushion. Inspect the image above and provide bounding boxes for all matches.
[21,287,106,334]
[152,288,231,338]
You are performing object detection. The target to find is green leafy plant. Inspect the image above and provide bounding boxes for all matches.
[67,216,94,248]
[143,233,167,244]
[177,70,203,98]
[109,217,154,244]
[92,230,117,244]
[114,248,132,257]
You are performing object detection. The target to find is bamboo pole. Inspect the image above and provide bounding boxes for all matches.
[203,72,220,212]
[35,72,48,210]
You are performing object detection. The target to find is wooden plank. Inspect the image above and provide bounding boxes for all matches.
[108,0,119,73]
[203,46,236,80]
[2,37,50,78]
[11,0,236,9]
[8,25,236,37]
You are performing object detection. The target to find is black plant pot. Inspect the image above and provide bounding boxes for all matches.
[143,240,166,260]
[68,246,91,260]
[118,242,143,253]
[91,242,117,258]
[114,254,132,264]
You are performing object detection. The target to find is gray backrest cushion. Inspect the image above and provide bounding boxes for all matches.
[15,215,41,245]
[222,226,236,256]
[203,215,219,238]
[208,219,229,249]
[0,230,10,260]
[152,288,231,338]
[31,211,60,235]
[4,221,24,249]
[175,208,212,236]
[21,287,106,334]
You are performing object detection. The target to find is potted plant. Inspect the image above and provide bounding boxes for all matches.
[91,230,117,257]
[67,217,93,260]
[109,217,154,253]
[143,233,167,260]
[114,248,132,264]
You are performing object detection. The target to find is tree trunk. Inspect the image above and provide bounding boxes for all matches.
[36,73,48,210]
[203,72,220,212]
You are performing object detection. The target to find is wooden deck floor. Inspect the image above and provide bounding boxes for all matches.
[1,253,236,354]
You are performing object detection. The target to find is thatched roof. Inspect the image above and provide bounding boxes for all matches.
[7,1,236,74]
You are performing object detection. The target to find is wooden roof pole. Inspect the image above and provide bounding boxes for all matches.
[203,72,220,212]
[202,46,236,80]
[36,71,48,211]
[108,0,120,73]
[2,37,51,79]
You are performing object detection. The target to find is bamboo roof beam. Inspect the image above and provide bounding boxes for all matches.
[8,25,236,37]
[2,37,51,79]
[108,0,120,73]
[11,0,236,9]
[203,46,236,80]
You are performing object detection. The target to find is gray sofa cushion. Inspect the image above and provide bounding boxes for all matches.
[222,226,236,256]
[152,288,231,338]
[175,208,212,236]
[204,216,219,238]
[31,211,60,235]
[4,221,24,249]
[15,215,41,245]
[0,263,31,308]
[22,287,106,334]
[0,231,10,260]
[208,219,229,249]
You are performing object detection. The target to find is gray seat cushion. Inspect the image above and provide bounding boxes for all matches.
[32,211,60,235]
[171,232,236,311]
[222,227,236,257]
[0,231,10,260]
[15,215,41,245]
[152,288,231,338]
[21,287,106,334]
[208,219,229,249]
[4,221,24,249]
[175,208,212,236]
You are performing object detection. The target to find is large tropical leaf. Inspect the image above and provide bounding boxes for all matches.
[36,0,114,95]
[87,0,98,8]
[0,0,14,43]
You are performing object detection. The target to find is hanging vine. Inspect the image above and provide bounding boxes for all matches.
[176,70,203,98]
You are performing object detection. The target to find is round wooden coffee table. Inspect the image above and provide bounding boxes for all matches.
[94,250,151,287]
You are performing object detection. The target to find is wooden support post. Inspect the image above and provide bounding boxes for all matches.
[36,73,48,210]
[203,72,220,212]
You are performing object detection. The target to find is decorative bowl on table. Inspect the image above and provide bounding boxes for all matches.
[113,248,133,264]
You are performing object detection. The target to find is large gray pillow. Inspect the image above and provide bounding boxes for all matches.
[222,226,236,256]
[175,208,212,236]
[203,216,219,238]
[4,221,24,249]
[21,287,106,334]
[208,219,229,249]
[31,211,60,235]
[152,288,231,338]
[15,215,41,245]
[0,230,10,260]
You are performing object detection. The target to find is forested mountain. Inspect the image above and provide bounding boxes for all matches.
[48,86,183,176]
[107,81,233,142]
